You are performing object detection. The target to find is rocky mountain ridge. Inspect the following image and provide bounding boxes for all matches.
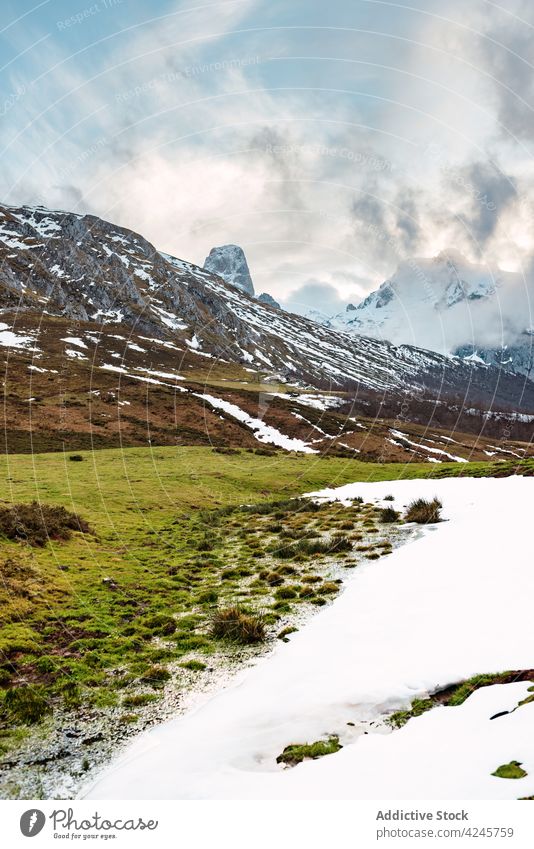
[0,203,533,416]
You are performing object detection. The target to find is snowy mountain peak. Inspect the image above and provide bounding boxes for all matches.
[203,244,254,296]
[324,250,521,363]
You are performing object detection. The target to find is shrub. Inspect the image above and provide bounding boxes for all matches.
[379,507,399,523]
[211,606,265,644]
[69,454,84,462]
[404,497,442,524]
[0,501,92,546]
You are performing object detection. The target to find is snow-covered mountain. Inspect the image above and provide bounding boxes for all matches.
[326,251,534,376]
[203,243,282,310]
[203,244,255,295]
[0,203,533,413]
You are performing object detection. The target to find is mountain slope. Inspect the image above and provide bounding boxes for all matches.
[0,202,533,463]
[2,204,533,405]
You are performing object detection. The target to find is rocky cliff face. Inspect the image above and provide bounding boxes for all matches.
[258,292,281,309]
[203,244,255,295]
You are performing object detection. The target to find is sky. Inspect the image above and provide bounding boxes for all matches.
[1,0,534,314]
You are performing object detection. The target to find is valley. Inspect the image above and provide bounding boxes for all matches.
[0,203,532,801]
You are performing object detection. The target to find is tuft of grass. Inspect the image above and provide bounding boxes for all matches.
[119,713,139,724]
[211,606,266,644]
[142,614,177,636]
[492,761,527,780]
[404,497,442,524]
[272,532,353,560]
[265,571,284,586]
[196,589,219,604]
[277,626,298,642]
[0,501,92,546]
[317,581,340,595]
[275,586,298,600]
[179,660,207,671]
[122,693,159,708]
[276,735,341,766]
[140,666,171,687]
[2,686,51,725]
[379,506,400,523]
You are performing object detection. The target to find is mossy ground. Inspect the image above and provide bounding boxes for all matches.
[276,735,342,766]
[492,761,528,780]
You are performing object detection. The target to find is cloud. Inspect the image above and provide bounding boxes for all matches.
[448,161,517,251]
[475,0,534,142]
[283,279,362,316]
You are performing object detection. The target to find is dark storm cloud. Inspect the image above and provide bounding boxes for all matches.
[351,194,386,232]
[452,161,517,249]
[350,186,425,263]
